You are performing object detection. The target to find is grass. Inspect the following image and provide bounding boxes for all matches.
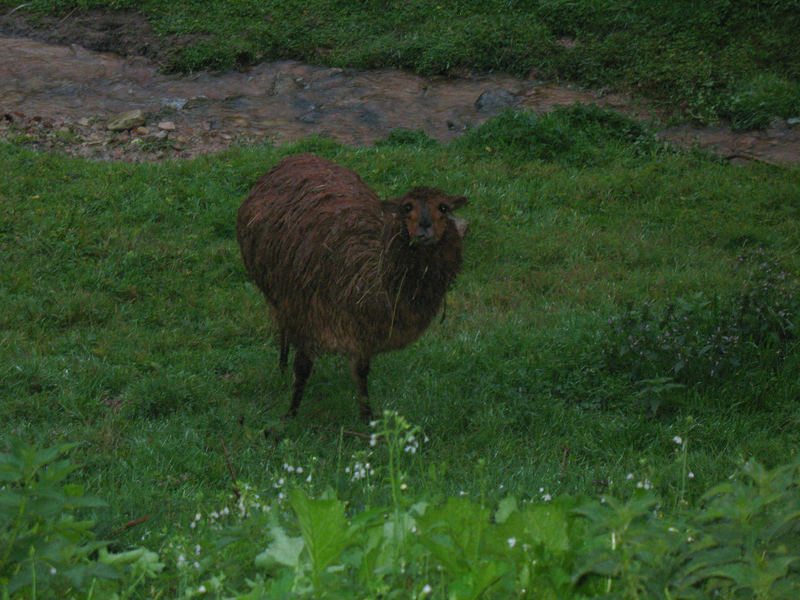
[1,105,799,596]
[6,0,800,127]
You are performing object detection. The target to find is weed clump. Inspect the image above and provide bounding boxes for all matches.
[455,105,666,166]
[376,128,437,148]
[602,250,798,391]
[723,73,800,131]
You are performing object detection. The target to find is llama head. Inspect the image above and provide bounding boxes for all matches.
[384,187,468,247]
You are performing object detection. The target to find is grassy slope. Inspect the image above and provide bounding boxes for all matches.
[2,110,799,544]
[6,0,800,128]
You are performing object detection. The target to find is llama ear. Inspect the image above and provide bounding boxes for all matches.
[448,195,468,210]
[450,216,469,239]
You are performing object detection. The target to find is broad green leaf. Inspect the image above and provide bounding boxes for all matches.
[509,503,570,554]
[255,524,305,570]
[494,496,518,524]
[290,489,351,577]
[418,497,490,567]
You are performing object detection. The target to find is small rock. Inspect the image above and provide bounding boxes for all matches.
[297,107,323,124]
[475,88,518,114]
[270,74,302,96]
[183,95,208,110]
[446,119,470,131]
[787,117,800,128]
[163,97,187,110]
[768,117,787,130]
[134,126,150,135]
[106,109,146,131]
[78,117,91,127]
[158,121,176,131]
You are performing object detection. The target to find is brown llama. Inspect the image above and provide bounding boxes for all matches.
[236,154,467,420]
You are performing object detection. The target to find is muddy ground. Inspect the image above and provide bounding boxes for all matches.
[1,8,799,164]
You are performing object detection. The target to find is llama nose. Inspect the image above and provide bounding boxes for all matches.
[415,207,435,244]
[415,226,436,245]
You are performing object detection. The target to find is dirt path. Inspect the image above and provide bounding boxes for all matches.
[1,9,799,164]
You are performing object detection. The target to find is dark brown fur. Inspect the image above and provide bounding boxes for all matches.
[236,154,467,420]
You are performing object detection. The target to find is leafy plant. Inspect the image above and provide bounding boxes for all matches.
[602,250,799,400]
[575,456,800,599]
[0,441,163,598]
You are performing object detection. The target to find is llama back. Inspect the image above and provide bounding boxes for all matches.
[236,154,395,355]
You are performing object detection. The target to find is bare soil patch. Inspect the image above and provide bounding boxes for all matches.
[1,8,798,165]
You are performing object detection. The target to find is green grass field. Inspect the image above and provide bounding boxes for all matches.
[2,1,800,596]
[2,105,799,597]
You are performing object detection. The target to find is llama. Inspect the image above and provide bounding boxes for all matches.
[236,154,467,420]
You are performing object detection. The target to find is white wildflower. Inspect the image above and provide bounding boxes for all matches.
[421,584,433,595]
[507,537,517,548]
[673,436,683,445]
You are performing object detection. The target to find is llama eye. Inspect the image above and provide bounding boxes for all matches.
[438,203,450,214]
[403,203,414,214]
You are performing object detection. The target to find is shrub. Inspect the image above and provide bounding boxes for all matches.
[602,250,799,394]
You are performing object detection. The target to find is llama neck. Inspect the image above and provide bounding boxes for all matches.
[383,226,459,309]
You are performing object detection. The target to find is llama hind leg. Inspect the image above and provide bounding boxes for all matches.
[287,350,313,417]
[350,357,374,422]
[278,329,289,371]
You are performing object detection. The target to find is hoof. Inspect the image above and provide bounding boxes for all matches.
[359,404,374,423]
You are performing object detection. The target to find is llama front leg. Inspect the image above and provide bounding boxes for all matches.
[350,357,374,422]
[287,350,313,417]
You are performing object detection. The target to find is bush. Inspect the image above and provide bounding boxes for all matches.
[602,250,799,394]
